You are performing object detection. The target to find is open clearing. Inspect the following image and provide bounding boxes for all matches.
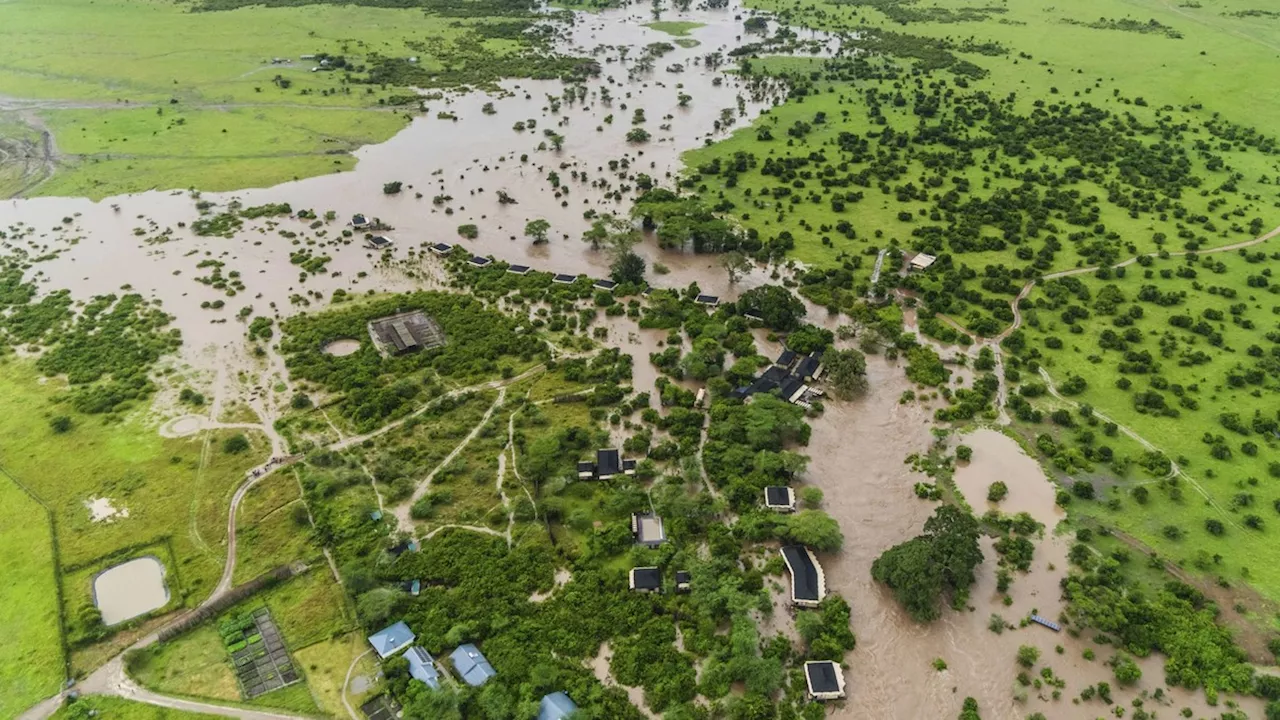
[0,473,63,719]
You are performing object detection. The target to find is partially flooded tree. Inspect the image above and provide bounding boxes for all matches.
[524,218,551,245]
[720,250,751,285]
[822,348,867,400]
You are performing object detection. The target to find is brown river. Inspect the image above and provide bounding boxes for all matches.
[0,1,1262,717]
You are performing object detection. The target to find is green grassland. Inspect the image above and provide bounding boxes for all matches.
[232,471,318,584]
[0,359,265,662]
[52,696,223,720]
[0,0,584,198]
[644,21,705,37]
[294,631,381,717]
[1008,242,1280,597]
[0,475,64,719]
[128,567,352,714]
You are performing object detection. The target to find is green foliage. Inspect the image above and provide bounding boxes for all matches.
[49,415,73,433]
[736,285,805,331]
[987,481,1007,503]
[958,697,981,720]
[222,433,250,454]
[822,348,867,400]
[871,505,982,622]
[1016,644,1039,668]
[456,223,479,239]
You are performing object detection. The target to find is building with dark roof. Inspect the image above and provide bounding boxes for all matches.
[508,264,531,275]
[629,567,662,592]
[593,279,617,291]
[695,294,719,306]
[450,644,497,687]
[578,449,636,480]
[780,545,826,608]
[776,348,797,368]
[365,235,393,250]
[795,353,823,381]
[764,486,796,512]
[368,310,446,356]
[552,273,576,284]
[675,570,691,594]
[631,513,666,546]
[469,255,493,267]
[351,213,371,229]
[428,242,453,255]
[743,310,764,323]
[804,660,846,700]
[779,376,806,404]
[405,646,440,689]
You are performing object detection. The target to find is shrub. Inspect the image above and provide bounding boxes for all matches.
[956,444,973,462]
[222,434,250,454]
[988,482,1008,503]
[50,415,73,433]
[1017,644,1040,668]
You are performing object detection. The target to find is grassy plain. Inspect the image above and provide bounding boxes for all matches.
[644,21,705,37]
[128,568,351,714]
[0,359,264,660]
[0,474,64,719]
[294,632,380,717]
[0,0,564,197]
[1016,243,1280,597]
[51,696,223,720]
[232,471,316,584]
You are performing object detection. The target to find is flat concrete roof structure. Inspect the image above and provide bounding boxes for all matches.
[632,513,667,546]
[804,660,846,700]
[469,255,493,267]
[909,252,937,271]
[594,279,617,291]
[366,235,392,249]
[552,273,577,284]
[695,294,719,306]
[368,310,446,356]
[508,264,531,275]
[781,545,827,608]
[428,242,453,255]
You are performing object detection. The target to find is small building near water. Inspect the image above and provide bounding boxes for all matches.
[764,486,796,512]
[804,660,846,700]
[577,448,636,480]
[780,545,826,608]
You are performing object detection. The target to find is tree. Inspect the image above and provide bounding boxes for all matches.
[779,510,844,552]
[736,285,805,331]
[800,486,824,509]
[958,697,981,720]
[382,181,403,195]
[456,224,479,239]
[823,348,867,400]
[626,127,651,143]
[720,250,752,285]
[1016,644,1040,668]
[987,481,1008,503]
[524,434,561,488]
[355,588,404,626]
[611,251,646,285]
[524,218,551,244]
[1111,653,1141,685]
[872,505,982,622]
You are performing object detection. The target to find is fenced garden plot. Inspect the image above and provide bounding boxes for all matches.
[220,607,299,699]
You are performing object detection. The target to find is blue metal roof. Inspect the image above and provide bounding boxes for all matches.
[405,646,440,690]
[367,621,415,658]
[450,644,497,686]
[538,692,578,720]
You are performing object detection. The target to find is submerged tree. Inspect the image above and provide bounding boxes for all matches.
[524,218,551,245]
[871,505,982,622]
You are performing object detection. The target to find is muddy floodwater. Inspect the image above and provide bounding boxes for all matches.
[807,369,1263,718]
[322,338,362,357]
[92,556,170,626]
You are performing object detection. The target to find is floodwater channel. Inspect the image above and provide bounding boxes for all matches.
[0,1,1259,716]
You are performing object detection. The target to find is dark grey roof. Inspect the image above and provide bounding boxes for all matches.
[779,376,803,400]
[594,279,617,290]
[748,376,779,395]
[761,365,788,383]
[631,567,661,590]
[552,273,576,284]
[781,545,821,602]
[675,570,691,584]
[776,349,797,367]
[729,386,750,399]
[577,461,595,474]
[765,486,792,506]
[597,449,622,477]
[806,661,841,693]
[622,459,636,472]
[430,242,452,253]
[695,294,719,305]
[796,355,820,379]
[508,264,531,274]
[469,256,492,267]
[368,235,392,248]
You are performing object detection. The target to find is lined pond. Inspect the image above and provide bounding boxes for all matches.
[93,556,170,626]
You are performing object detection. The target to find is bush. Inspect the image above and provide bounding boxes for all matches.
[956,444,972,462]
[49,415,73,434]
[987,482,1008,503]
[1017,644,1040,668]
[457,224,479,239]
[222,434,250,454]
[383,181,403,195]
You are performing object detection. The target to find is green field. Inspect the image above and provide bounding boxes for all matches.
[0,474,64,719]
[52,696,223,720]
[0,0,587,198]
[233,471,317,585]
[644,21,705,36]
[0,359,265,663]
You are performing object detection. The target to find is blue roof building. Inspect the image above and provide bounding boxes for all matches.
[405,647,441,690]
[368,621,415,659]
[450,644,497,686]
[538,691,578,720]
